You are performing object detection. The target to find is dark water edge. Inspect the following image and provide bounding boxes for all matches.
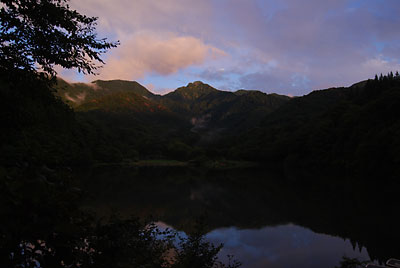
[80,166,400,266]
[206,224,369,268]
[153,221,370,268]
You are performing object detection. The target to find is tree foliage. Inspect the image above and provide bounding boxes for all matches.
[0,0,118,79]
[233,72,400,179]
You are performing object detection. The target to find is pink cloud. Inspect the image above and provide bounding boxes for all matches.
[69,0,213,37]
[66,0,400,95]
[89,32,225,81]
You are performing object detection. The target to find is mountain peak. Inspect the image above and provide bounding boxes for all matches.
[185,81,215,90]
[91,79,155,97]
[166,81,218,100]
[189,81,206,86]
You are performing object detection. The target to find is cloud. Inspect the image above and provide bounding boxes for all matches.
[152,87,176,95]
[361,56,400,76]
[144,83,155,93]
[238,70,310,96]
[68,0,222,82]
[210,0,400,90]
[66,0,400,95]
[69,0,213,37]
[90,32,226,81]
[235,54,400,96]
[199,68,231,82]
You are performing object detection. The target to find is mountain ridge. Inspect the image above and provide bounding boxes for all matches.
[165,81,219,100]
[53,78,292,154]
[57,78,291,99]
[55,78,156,108]
[55,78,291,132]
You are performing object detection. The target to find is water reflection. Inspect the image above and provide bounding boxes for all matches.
[81,166,400,265]
[206,224,369,268]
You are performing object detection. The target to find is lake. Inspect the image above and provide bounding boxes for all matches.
[80,166,399,268]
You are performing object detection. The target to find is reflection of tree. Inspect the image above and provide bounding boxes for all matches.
[0,170,241,268]
[82,167,400,263]
[334,257,368,268]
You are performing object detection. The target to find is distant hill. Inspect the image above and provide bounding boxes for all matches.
[76,91,165,113]
[55,78,155,109]
[56,79,290,135]
[56,76,400,178]
[162,81,290,133]
[232,75,400,179]
[5,72,400,176]
[54,78,290,160]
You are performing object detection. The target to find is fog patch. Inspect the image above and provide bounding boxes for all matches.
[64,92,87,104]
[190,114,211,132]
[87,82,102,91]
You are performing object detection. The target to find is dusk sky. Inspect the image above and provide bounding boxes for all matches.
[61,0,400,96]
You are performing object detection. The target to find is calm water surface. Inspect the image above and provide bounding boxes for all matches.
[206,225,369,268]
[82,166,399,268]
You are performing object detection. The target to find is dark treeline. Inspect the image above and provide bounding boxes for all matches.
[227,72,400,180]
[0,76,89,167]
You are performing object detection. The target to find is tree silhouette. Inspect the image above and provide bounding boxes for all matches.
[0,0,119,79]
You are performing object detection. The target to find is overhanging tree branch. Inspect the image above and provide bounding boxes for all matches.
[0,0,119,79]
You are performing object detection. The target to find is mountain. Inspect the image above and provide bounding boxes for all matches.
[56,79,290,133]
[5,71,400,175]
[55,78,155,109]
[54,79,290,160]
[164,81,218,101]
[161,81,291,133]
[76,91,166,113]
[232,75,400,178]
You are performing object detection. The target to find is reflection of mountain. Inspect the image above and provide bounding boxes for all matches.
[82,167,400,263]
[205,224,369,268]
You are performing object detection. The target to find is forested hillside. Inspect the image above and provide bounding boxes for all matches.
[0,76,89,168]
[231,73,400,179]
[54,79,290,161]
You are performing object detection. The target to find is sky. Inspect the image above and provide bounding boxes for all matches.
[61,0,400,96]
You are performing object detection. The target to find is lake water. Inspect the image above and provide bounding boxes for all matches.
[208,224,369,268]
[154,222,369,268]
[82,166,399,268]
